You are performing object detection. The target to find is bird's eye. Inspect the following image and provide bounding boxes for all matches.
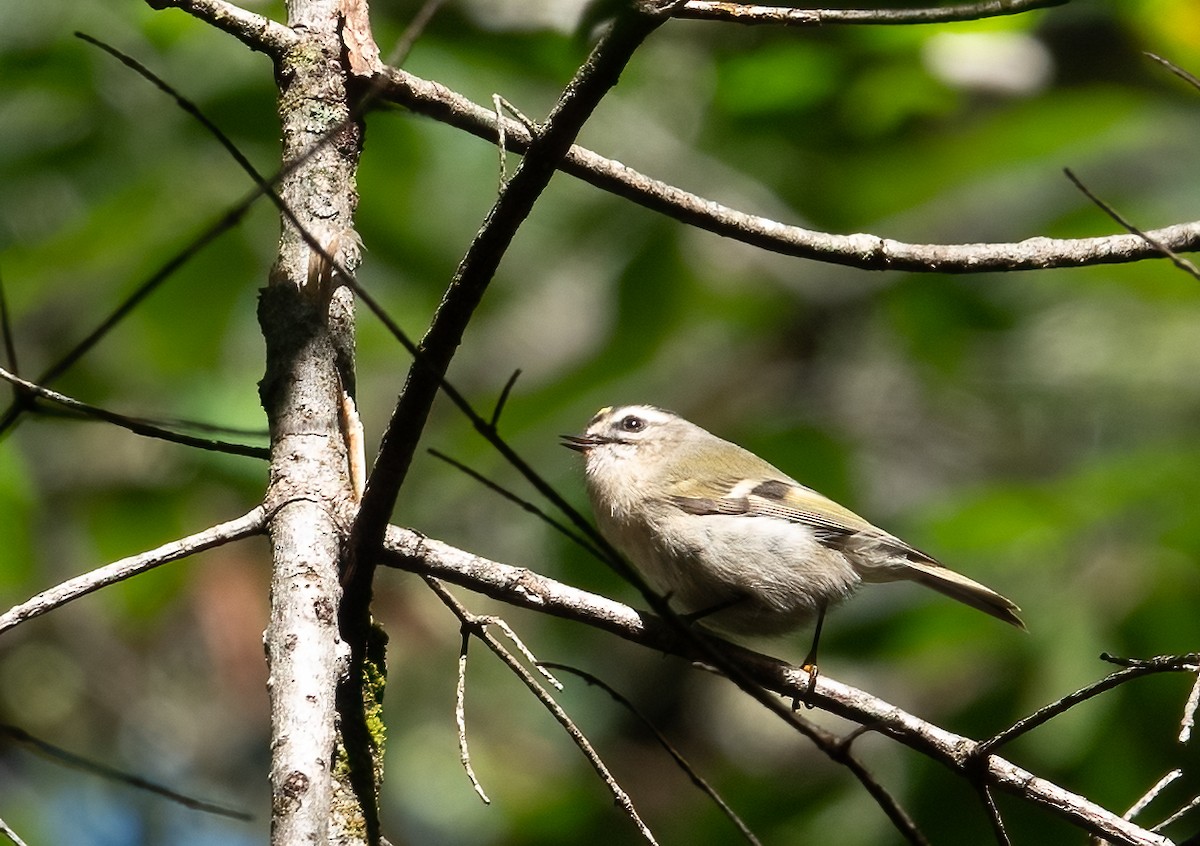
[618,415,645,433]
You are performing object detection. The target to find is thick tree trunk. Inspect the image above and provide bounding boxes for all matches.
[258,1,367,842]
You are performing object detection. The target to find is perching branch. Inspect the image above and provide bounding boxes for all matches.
[0,507,267,637]
[381,526,1177,846]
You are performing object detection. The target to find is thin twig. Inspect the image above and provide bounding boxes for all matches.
[1152,794,1200,832]
[0,816,29,846]
[0,366,268,458]
[1101,653,1200,670]
[491,368,521,428]
[0,31,352,441]
[78,33,271,196]
[423,578,658,844]
[143,0,297,56]
[1145,52,1200,93]
[427,448,603,559]
[1064,168,1200,281]
[675,0,1065,26]
[493,94,510,190]
[1,723,251,820]
[480,615,563,690]
[978,782,1013,846]
[0,193,258,438]
[0,270,18,377]
[543,662,763,846]
[0,506,267,635]
[1179,670,1200,743]
[454,630,492,804]
[979,654,1200,755]
[1127,770,1183,821]
[387,0,447,66]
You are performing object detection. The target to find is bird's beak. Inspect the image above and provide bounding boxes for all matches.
[560,433,601,453]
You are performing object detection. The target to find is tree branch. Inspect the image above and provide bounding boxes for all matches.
[247,0,369,841]
[0,366,268,458]
[424,577,659,844]
[143,0,297,57]
[674,0,1067,26]
[380,526,1174,846]
[1,722,252,820]
[348,0,681,619]
[0,507,267,637]
[372,65,1200,273]
[544,662,764,846]
[979,654,1200,755]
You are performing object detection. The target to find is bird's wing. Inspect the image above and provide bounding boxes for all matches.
[669,475,1025,629]
[668,475,938,562]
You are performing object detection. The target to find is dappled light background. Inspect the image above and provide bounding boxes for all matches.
[2,0,1199,843]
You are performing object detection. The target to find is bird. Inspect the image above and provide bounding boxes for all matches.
[562,404,1024,669]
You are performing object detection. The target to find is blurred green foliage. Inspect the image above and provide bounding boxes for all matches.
[2,0,1200,844]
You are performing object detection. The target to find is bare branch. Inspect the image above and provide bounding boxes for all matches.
[0,192,266,439]
[545,662,764,846]
[0,365,269,458]
[0,816,29,846]
[1180,670,1199,743]
[381,527,1174,846]
[1,722,252,820]
[372,65,1200,273]
[387,0,447,66]
[423,578,659,844]
[454,631,492,804]
[1064,168,1200,281]
[674,0,1066,26]
[1153,794,1200,833]
[0,270,18,378]
[1126,770,1183,822]
[981,654,1200,755]
[490,368,521,429]
[427,448,602,559]
[348,0,681,616]
[142,0,297,57]
[78,32,275,199]
[1145,52,1200,93]
[0,507,267,636]
[978,783,1013,846]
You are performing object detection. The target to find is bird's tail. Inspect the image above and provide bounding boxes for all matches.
[902,560,1025,629]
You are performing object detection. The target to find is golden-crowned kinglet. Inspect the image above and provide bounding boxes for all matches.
[562,405,1024,656]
